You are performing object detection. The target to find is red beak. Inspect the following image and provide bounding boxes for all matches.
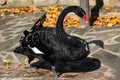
[82,15,88,23]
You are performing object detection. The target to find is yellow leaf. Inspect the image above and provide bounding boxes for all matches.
[104,6,111,11]
[24,57,29,62]
[3,59,11,64]
[110,18,118,23]
[107,23,113,27]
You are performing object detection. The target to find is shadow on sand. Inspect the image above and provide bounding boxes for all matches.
[30,57,101,73]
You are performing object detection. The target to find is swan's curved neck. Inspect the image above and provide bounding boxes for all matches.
[56,6,83,34]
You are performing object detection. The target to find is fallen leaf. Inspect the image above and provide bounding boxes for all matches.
[107,23,113,27]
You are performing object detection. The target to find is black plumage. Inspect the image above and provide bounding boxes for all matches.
[14,6,104,80]
[15,6,90,62]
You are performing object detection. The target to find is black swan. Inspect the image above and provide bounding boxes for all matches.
[14,6,104,80]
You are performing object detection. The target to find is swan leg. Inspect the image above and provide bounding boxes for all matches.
[51,66,58,80]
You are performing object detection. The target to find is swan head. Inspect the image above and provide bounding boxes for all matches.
[74,7,88,23]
